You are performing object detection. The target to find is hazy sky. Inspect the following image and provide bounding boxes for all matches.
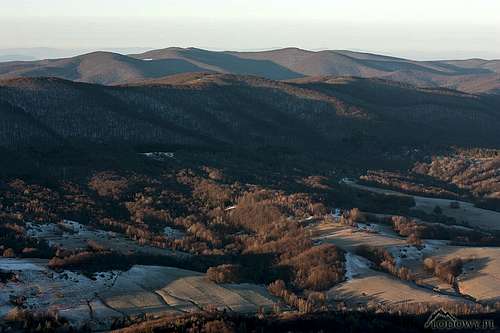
[3,0,500,60]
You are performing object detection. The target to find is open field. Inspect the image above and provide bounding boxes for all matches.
[313,213,500,305]
[412,197,500,230]
[329,266,465,308]
[27,220,187,258]
[342,180,500,231]
[311,222,468,307]
[0,258,279,330]
[311,222,448,271]
[312,223,406,251]
[429,246,500,303]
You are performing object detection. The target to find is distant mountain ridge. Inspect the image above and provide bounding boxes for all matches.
[0,47,153,62]
[0,47,499,94]
[0,55,37,62]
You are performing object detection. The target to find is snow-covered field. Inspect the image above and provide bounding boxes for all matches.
[27,220,186,258]
[0,221,280,329]
[328,267,466,308]
[344,253,372,280]
[312,222,474,307]
[313,214,500,306]
[333,180,500,303]
[428,246,500,302]
[0,258,279,330]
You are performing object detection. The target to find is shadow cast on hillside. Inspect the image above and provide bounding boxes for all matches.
[179,48,304,80]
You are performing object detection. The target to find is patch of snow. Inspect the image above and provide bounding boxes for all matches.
[28,221,187,258]
[387,245,416,267]
[356,223,379,233]
[61,220,86,233]
[421,239,448,256]
[164,226,185,239]
[390,241,447,268]
[0,258,46,271]
[26,222,60,240]
[140,152,175,160]
[345,253,372,280]
[299,216,316,223]
[331,208,342,218]
[0,259,279,328]
[355,222,395,237]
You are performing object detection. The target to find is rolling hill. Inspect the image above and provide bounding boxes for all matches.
[0,48,499,94]
[0,74,499,152]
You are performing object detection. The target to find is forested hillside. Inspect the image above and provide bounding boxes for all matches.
[0,74,499,152]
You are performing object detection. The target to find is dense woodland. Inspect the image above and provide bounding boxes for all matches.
[414,151,500,210]
[358,148,500,212]
[1,75,500,152]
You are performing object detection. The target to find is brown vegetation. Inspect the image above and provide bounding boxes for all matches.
[108,303,500,333]
[414,152,500,211]
[360,171,459,199]
[267,280,316,313]
[366,214,500,246]
[281,244,344,291]
[206,264,243,284]
[355,245,415,281]
[424,257,464,285]
[1,308,72,333]
[1,164,347,295]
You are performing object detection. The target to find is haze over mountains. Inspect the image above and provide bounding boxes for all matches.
[0,47,499,94]
[0,47,153,62]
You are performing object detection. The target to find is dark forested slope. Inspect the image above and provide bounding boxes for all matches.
[0,74,499,152]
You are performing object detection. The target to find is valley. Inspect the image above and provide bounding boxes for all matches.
[2,159,500,331]
[0,46,499,333]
